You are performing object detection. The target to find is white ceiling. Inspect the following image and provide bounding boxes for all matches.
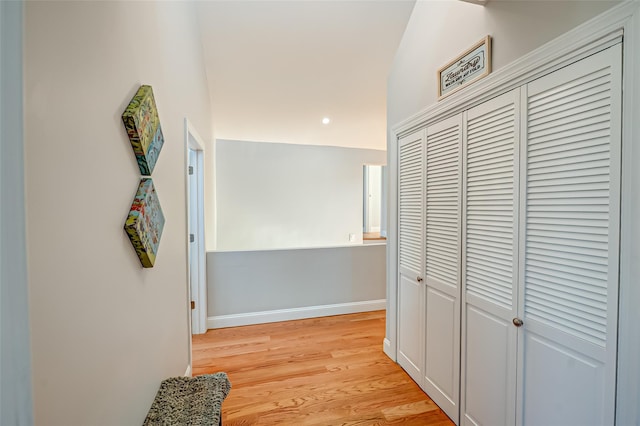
[196,1,416,151]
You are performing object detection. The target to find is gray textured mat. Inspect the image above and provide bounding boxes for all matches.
[143,373,231,426]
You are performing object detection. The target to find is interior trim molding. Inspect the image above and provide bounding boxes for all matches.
[383,338,395,361]
[184,365,192,377]
[207,299,386,329]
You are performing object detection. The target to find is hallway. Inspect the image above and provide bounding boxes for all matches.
[193,311,453,425]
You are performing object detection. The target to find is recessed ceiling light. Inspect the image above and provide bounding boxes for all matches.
[322,117,331,125]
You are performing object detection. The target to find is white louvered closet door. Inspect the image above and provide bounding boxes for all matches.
[397,129,426,385]
[518,44,622,426]
[423,114,462,423]
[461,89,521,426]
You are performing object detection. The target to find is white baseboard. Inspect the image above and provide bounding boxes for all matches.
[207,299,386,329]
[184,365,192,377]
[383,338,395,362]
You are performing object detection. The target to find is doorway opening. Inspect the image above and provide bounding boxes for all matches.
[185,119,207,341]
[363,164,387,241]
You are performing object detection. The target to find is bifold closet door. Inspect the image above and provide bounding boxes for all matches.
[397,129,425,385]
[423,115,462,423]
[518,43,622,426]
[461,89,521,426]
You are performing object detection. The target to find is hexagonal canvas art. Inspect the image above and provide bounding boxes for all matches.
[125,178,165,268]
[122,85,164,176]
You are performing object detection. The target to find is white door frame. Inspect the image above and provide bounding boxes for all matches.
[185,118,207,336]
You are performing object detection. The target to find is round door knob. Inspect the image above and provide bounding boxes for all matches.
[513,318,524,327]
[417,276,423,282]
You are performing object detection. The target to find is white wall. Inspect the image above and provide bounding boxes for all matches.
[388,0,620,126]
[24,2,212,425]
[385,0,620,354]
[207,244,386,326]
[0,2,33,425]
[215,139,386,251]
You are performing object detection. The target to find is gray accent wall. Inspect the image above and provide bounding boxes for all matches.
[207,244,386,317]
[1,2,33,424]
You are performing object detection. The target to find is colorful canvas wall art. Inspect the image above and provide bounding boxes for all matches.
[122,85,164,175]
[125,178,165,268]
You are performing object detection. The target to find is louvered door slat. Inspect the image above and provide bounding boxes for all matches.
[525,65,614,347]
[465,100,516,306]
[519,44,622,426]
[397,129,426,388]
[528,70,610,109]
[426,120,460,290]
[422,114,462,423]
[399,136,424,274]
[461,89,520,426]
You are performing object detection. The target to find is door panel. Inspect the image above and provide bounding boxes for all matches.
[462,89,520,426]
[425,287,457,408]
[464,304,517,426]
[522,331,605,426]
[519,44,622,426]
[398,273,424,380]
[424,114,462,422]
[397,129,425,385]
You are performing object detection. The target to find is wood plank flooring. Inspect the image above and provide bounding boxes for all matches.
[192,311,453,425]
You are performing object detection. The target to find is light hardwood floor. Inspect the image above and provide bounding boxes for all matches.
[192,311,453,425]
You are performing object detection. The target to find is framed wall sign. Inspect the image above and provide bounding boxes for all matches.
[438,36,492,100]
